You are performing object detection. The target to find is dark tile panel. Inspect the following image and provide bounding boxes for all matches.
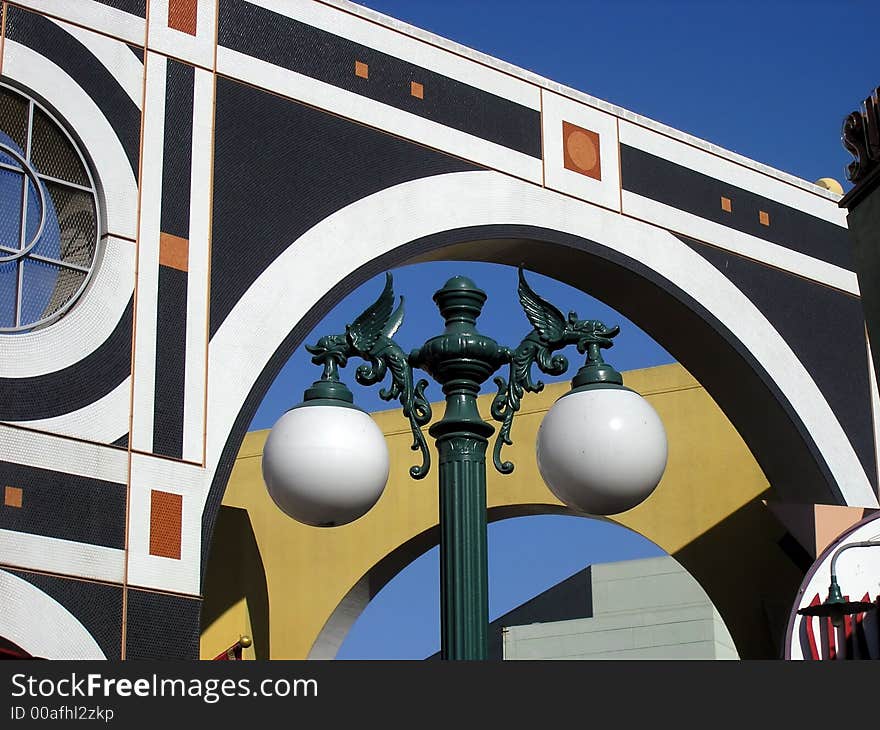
[125,588,201,659]
[153,266,187,458]
[208,76,479,336]
[95,0,147,17]
[111,433,129,448]
[6,567,123,659]
[677,234,876,493]
[6,7,141,179]
[0,461,126,548]
[160,60,194,240]
[127,43,145,62]
[621,145,852,271]
[218,0,541,159]
[0,297,132,420]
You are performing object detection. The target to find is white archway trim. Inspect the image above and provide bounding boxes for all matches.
[0,236,134,377]
[206,170,878,508]
[0,568,106,659]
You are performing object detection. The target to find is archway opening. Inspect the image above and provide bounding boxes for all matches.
[336,514,684,660]
[203,257,814,660]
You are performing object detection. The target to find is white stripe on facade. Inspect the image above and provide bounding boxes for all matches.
[10,0,144,46]
[622,191,858,294]
[619,120,848,227]
[0,531,125,585]
[130,52,167,454]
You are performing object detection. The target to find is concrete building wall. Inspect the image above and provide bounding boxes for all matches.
[502,556,739,660]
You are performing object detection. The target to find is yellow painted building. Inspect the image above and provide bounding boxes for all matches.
[201,363,806,660]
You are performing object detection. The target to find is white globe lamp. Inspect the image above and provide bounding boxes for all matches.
[536,354,667,515]
[261,379,389,527]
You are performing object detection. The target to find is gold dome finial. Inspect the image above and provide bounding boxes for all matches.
[815,177,844,195]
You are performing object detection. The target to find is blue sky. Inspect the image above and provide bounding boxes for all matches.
[249,1,880,658]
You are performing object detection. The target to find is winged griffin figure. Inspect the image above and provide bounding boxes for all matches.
[305,274,432,478]
[490,268,619,473]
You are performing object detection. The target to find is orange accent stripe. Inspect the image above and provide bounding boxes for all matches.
[1,4,8,78]
[168,0,198,35]
[159,232,189,272]
[149,490,183,559]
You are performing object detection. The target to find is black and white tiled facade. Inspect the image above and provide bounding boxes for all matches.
[0,0,876,659]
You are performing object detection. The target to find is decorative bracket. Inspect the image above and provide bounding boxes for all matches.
[490,268,620,474]
[304,273,432,479]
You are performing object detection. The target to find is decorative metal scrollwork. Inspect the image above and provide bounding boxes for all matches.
[843,86,880,186]
[490,268,619,474]
[305,274,432,479]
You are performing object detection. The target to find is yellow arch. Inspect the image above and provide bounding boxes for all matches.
[201,363,805,659]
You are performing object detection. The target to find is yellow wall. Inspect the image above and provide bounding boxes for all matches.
[200,363,803,659]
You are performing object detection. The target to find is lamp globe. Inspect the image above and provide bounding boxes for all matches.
[261,380,389,527]
[536,381,667,516]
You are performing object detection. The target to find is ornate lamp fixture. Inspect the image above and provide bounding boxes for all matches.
[262,268,668,659]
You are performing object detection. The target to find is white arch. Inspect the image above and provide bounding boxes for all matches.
[0,568,106,659]
[205,170,878,509]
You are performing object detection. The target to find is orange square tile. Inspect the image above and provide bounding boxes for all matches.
[759,210,770,226]
[562,121,601,181]
[355,61,369,79]
[410,81,424,99]
[168,0,198,35]
[159,232,189,272]
[720,196,732,212]
[4,486,22,508]
[150,490,182,560]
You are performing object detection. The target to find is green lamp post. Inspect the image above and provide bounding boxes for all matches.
[261,268,668,660]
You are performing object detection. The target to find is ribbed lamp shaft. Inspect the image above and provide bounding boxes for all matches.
[438,435,489,660]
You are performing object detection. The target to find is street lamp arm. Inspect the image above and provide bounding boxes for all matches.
[490,268,621,474]
[355,343,432,479]
[829,539,880,582]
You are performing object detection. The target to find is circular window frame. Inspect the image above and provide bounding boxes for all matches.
[0,81,102,333]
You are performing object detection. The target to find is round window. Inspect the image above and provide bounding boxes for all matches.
[0,83,100,332]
